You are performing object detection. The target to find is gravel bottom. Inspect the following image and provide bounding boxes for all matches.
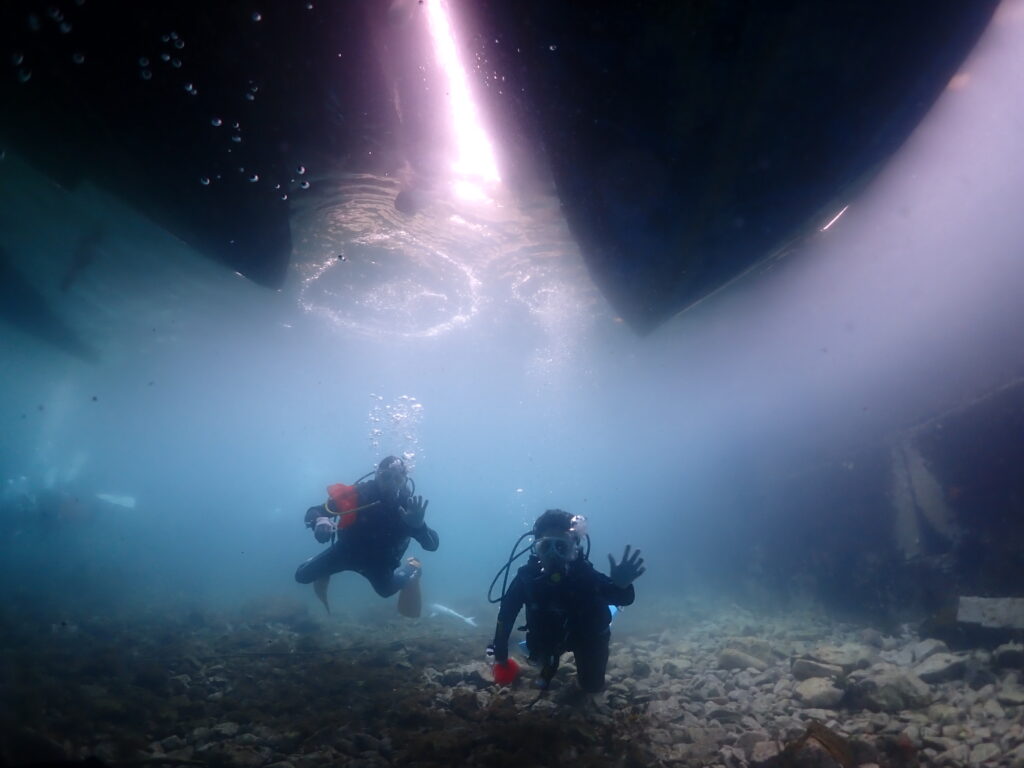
[2,594,1022,768]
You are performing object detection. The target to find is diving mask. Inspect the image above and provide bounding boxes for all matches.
[533,533,579,564]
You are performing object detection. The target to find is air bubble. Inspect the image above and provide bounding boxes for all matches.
[232,121,240,129]
[252,11,262,21]
[139,56,150,67]
[548,44,557,51]
[200,176,210,185]
[184,82,194,92]
[140,69,152,80]
[296,164,306,175]
[305,2,313,8]
[72,53,85,64]
[59,21,71,33]
[299,180,310,190]
[161,34,170,43]
[244,92,254,101]
[28,15,41,31]
[248,174,259,182]
[12,53,24,66]
[173,39,184,49]
[47,7,61,20]
[171,58,182,68]
[17,68,32,83]
[170,31,179,40]
[231,135,242,143]
[211,117,222,126]
[281,193,288,200]
[160,53,170,62]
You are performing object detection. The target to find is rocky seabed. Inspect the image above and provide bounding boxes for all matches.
[2,599,1023,768]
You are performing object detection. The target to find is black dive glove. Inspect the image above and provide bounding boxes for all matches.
[304,507,321,529]
[608,545,646,588]
[400,495,429,528]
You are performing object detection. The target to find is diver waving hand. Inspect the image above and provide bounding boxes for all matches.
[295,456,438,616]
[487,510,644,696]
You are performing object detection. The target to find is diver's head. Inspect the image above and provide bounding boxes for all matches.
[375,455,408,498]
[531,509,587,572]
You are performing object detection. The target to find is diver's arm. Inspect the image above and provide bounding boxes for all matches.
[410,523,439,551]
[492,577,526,663]
[596,572,636,607]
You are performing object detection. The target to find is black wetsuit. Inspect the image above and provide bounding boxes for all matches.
[294,480,439,597]
[492,556,634,692]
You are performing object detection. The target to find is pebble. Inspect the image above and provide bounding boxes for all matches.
[213,722,240,738]
[968,742,1001,763]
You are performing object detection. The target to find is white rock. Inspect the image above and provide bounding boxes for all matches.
[792,658,844,680]
[996,687,1024,706]
[160,735,185,751]
[913,652,966,683]
[910,638,949,663]
[212,722,239,738]
[926,703,961,725]
[717,648,768,672]
[847,663,931,712]
[808,643,878,672]
[968,742,1001,764]
[937,743,971,765]
[982,698,1005,719]
[794,677,844,708]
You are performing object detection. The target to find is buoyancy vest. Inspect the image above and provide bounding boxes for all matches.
[326,483,362,529]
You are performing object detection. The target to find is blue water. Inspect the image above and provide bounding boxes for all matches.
[2,128,1024,625]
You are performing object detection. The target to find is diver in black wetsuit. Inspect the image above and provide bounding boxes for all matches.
[295,456,438,614]
[488,509,645,693]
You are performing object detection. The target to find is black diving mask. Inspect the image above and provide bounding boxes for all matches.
[533,534,578,564]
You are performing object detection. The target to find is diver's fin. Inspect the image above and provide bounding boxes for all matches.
[397,557,422,618]
[313,576,330,613]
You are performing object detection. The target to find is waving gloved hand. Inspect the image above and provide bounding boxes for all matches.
[400,495,429,528]
[608,545,646,588]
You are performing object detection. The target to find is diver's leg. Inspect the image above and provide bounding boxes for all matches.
[396,557,422,617]
[294,544,348,584]
[573,630,611,693]
[364,558,420,598]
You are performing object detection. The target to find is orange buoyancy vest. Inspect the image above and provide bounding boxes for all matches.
[326,483,362,529]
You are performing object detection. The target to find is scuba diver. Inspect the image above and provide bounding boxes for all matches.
[487,509,645,696]
[295,456,438,617]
